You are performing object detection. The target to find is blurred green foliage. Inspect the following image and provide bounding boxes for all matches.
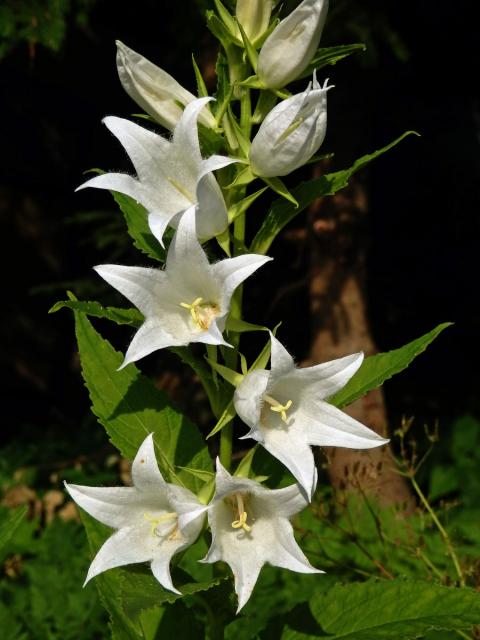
[0,0,95,60]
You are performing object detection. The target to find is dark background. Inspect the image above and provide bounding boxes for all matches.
[1,0,478,464]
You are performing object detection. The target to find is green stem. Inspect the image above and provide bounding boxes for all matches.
[410,476,466,587]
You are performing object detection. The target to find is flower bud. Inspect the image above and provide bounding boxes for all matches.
[249,73,332,177]
[235,0,273,43]
[116,40,216,131]
[257,0,329,89]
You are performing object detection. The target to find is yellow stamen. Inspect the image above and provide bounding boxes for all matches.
[167,177,194,203]
[179,297,219,330]
[230,493,252,533]
[263,394,293,423]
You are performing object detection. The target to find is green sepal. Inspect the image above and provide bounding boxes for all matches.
[251,131,419,254]
[176,467,214,483]
[330,322,453,409]
[225,316,269,333]
[207,397,236,439]
[215,226,231,256]
[226,106,251,156]
[227,187,267,222]
[206,11,237,49]
[252,90,278,124]
[261,176,299,207]
[224,165,256,189]
[205,358,244,387]
[213,0,237,36]
[191,54,210,98]
[299,43,367,79]
[236,19,258,72]
[237,74,264,89]
[234,445,259,478]
[50,296,144,327]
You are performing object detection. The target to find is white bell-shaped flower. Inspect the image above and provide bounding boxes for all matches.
[257,0,329,89]
[116,41,216,131]
[250,73,332,177]
[236,0,273,43]
[65,434,205,594]
[76,97,235,244]
[234,335,389,499]
[95,206,272,368]
[178,459,322,612]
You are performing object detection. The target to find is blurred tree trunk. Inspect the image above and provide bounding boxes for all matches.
[307,169,414,508]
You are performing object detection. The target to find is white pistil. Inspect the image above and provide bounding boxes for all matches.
[144,512,178,539]
[179,297,219,330]
[263,394,293,423]
[231,493,252,533]
[167,176,195,202]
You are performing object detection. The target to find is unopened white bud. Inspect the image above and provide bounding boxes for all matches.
[236,0,273,43]
[116,41,216,131]
[257,0,329,89]
[249,73,332,177]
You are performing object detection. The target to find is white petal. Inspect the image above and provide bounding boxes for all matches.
[171,97,213,169]
[85,524,153,584]
[268,518,323,574]
[195,174,229,239]
[188,321,232,348]
[168,484,207,534]
[293,352,364,399]
[267,483,309,518]
[94,264,166,317]
[121,318,185,368]
[301,400,389,449]
[212,254,273,311]
[76,172,146,203]
[269,334,296,380]
[103,116,171,182]
[165,206,211,277]
[262,427,318,500]
[131,434,166,493]
[65,483,164,529]
[234,369,269,434]
[150,555,180,594]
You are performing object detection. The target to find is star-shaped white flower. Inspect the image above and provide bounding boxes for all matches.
[95,206,272,368]
[177,460,322,612]
[233,335,389,499]
[65,434,204,594]
[76,97,235,244]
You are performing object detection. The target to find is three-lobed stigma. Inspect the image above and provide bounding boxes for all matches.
[180,297,220,330]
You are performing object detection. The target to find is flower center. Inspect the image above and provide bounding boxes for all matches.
[144,512,180,541]
[179,297,220,330]
[167,177,195,203]
[229,493,252,533]
[263,394,293,423]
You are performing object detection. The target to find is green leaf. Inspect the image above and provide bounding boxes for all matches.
[0,506,27,554]
[73,310,212,492]
[299,44,366,79]
[50,297,143,327]
[111,192,165,262]
[206,10,237,49]
[330,323,452,409]
[176,467,214,483]
[306,579,480,639]
[234,445,259,478]
[251,131,419,255]
[213,0,237,36]
[252,90,278,124]
[170,346,220,417]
